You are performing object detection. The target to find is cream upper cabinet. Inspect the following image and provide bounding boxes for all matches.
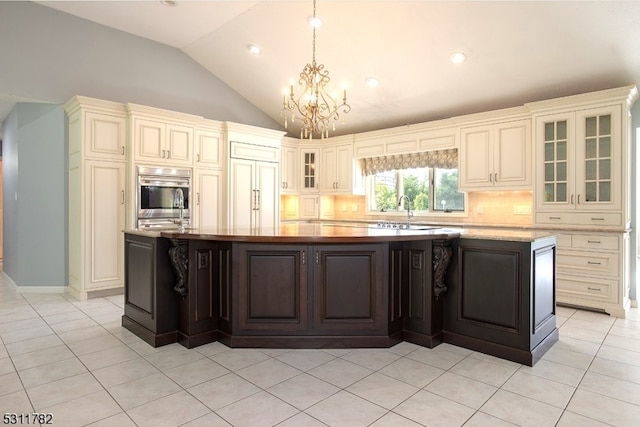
[535,105,623,227]
[194,124,224,168]
[83,111,127,160]
[321,142,354,193]
[280,141,298,194]
[459,119,531,191]
[132,117,194,166]
[300,147,321,193]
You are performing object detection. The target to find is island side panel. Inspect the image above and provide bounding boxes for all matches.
[177,240,219,348]
[402,239,446,348]
[122,233,178,347]
[443,237,557,365]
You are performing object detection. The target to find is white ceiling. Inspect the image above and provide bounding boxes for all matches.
[28,1,640,136]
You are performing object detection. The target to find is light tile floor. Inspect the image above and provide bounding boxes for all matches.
[1,275,640,427]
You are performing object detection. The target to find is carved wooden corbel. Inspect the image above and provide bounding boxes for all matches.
[168,239,188,298]
[433,242,452,298]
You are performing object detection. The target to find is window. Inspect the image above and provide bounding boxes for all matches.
[367,167,465,213]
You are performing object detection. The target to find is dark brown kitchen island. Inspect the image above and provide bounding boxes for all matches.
[122,224,558,365]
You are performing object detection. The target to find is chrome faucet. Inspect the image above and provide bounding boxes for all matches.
[398,195,413,228]
[175,188,185,232]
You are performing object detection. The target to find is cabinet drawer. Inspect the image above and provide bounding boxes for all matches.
[557,250,619,277]
[571,234,619,251]
[555,233,572,249]
[557,275,616,303]
[536,212,622,226]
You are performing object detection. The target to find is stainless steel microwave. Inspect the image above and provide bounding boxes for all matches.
[136,166,191,228]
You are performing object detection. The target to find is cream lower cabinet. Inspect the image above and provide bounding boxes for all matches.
[69,160,126,300]
[555,232,630,317]
[459,119,531,191]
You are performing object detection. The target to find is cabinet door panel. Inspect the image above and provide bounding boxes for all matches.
[460,126,492,188]
[256,162,279,229]
[195,129,223,167]
[574,106,621,210]
[335,143,353,192]
[86,161,125,288]
[229,159,256,228]
[313,244,386,333]
[299,195,319,219]
[495,121,530,185]
[86,112,126,160]
[166,124,193,164]
[194,170,224,229]
[135,119,164,161]
[280,144,298,193]
[236,245,308,331]
[321,146,338,192]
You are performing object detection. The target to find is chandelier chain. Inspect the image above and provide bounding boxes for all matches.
[280,0,351,139]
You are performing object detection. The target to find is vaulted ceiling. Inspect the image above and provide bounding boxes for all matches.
[22,1,640,136]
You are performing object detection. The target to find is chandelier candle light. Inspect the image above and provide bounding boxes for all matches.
[281,0,351,139]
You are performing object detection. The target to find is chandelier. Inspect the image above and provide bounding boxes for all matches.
[281,0,351,139]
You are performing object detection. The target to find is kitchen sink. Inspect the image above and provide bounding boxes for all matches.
[323,223,441,231]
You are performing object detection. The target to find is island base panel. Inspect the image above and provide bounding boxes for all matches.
[122,315,177,347]
[402,329,444,349]
[443,327,558,366]
[217,331,403,349]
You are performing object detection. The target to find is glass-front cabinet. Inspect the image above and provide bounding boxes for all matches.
[536,105,621,214]
[300,148,320,193]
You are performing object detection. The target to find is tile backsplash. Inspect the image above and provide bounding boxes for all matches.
[281,191,534,227]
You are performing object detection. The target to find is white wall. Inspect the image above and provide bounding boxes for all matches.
[0,1,282,131]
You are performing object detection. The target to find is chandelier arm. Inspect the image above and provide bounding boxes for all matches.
[280,0,350,139]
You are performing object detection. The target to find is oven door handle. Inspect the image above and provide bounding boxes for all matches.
[139,179,190,187]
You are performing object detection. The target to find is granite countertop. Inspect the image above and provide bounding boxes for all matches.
[124,223,557,244]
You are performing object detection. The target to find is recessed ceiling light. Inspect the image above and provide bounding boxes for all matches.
[450,52,466,64]
[308,15,323,28]
[248,44,262,55]
[365,77,380,88]
[160,0,177,7]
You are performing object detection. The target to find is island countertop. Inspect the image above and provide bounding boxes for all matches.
[125,223,556,244]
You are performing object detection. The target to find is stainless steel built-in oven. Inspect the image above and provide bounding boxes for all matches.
[137,166,191,229]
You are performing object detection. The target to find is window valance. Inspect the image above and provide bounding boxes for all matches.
[361,148,458,175]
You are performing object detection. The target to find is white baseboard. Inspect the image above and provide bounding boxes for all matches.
[17,285,67,294]
[2,271,67,294]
